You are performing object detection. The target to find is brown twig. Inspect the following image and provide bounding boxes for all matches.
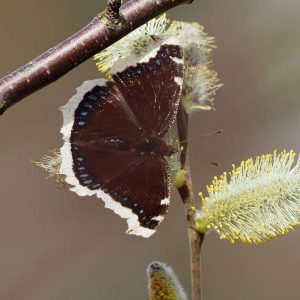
[106,0,123,25]
[0,0,192,115]
[177,103,204,300]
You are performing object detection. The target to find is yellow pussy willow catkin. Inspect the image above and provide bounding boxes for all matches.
[196,150,300,244]
[147,262,187,300]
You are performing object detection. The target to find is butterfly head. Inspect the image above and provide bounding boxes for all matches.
[137,136,177,157]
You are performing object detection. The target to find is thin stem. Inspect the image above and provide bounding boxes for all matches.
[177,103,204,300]
[0,0,192,115]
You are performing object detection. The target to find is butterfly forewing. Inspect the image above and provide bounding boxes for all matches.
[112,41,183,136]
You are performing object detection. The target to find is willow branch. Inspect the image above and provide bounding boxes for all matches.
[177,103,204,300]
[0,0,192,115]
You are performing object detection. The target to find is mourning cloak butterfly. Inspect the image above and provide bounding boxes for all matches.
[60,37,184,237]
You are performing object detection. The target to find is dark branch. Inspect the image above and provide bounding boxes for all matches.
[0,0,192,115]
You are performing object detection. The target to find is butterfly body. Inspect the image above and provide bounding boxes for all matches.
[136,136,176,157]
[73,135,175,156]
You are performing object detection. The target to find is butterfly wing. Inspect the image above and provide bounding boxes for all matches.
[67,145,170,237]
[60,38,183,237]
[112,37,184,136]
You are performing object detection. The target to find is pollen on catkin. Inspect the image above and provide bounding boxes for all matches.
[195,150,300,244]
[147,262,187,300]
[182,64,223,113]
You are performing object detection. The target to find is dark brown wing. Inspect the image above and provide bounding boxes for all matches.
[60,78,171,237]
[71,145,170,236]
[70,80,143,144]
[112,38,184,136]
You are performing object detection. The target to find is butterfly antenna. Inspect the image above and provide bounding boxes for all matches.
[179,129,223,144]
[189,153,220,167]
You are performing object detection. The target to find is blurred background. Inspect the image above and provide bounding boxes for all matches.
[1,1,300,299]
